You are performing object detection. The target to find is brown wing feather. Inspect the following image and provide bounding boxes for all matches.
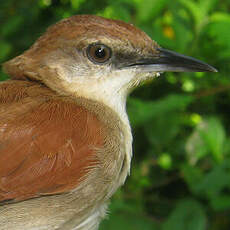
[0,81,104,202]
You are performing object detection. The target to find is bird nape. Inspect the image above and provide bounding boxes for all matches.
[0,15,217,230]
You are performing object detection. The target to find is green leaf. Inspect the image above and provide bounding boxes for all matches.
[163,199,206,230]
[179,0,217,33]
[145,112,181,147]
[210,12,230,23]
[181,164,203,195]
[1,16,24,37]
[211,195,230,211]
[100,200,159,230]
[100,213,159,230]
[199,0,218,15]
[136,0,170,22]
[98,3,131,22]
[0,40,12,61]
[195,164,230,198]
[208,13,230,58]
[199,118,226,161]
[186,117,226,162]
[179,0,201,27]
[128,94,193,127]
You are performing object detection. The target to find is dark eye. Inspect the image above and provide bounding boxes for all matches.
[87,44,112,64]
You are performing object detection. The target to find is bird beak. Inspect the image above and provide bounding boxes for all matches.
[127,48,218,73]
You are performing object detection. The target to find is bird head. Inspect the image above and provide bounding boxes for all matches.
[3,15,217,109]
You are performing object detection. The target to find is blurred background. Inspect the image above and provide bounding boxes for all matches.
[0,0,230,229]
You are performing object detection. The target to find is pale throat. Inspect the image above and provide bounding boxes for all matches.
[59,71,137,173]
[57,69,159,173]
[64,69,159,121]
[62,70,138,125]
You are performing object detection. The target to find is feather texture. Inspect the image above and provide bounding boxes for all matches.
[0,80,104,203]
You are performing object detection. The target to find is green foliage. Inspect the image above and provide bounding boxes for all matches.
[0,0,230,229]
[163,199,207,230]
[186,117,227,162]
[100,199,160,230]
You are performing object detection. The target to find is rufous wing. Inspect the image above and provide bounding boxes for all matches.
[0,81,104,202]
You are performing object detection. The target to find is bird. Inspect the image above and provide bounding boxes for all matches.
[0,15,217,230]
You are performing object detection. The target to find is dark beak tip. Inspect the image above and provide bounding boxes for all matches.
[201,65,218,73]
[211,67,218,73]
[156,48,218,73]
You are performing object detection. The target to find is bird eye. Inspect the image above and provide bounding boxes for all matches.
[87,44,112,64]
